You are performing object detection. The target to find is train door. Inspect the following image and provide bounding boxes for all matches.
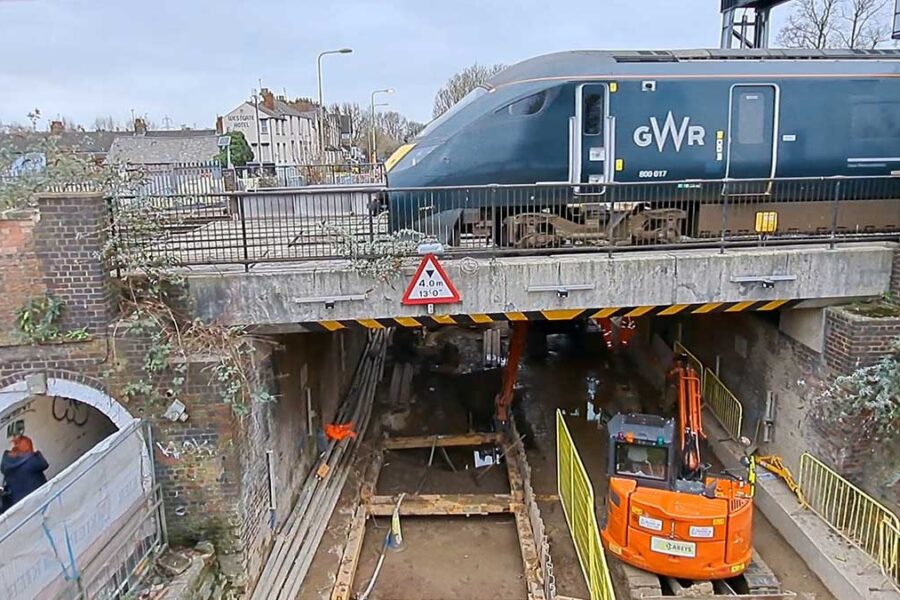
[726,85,778,179]
[573,83,613,185]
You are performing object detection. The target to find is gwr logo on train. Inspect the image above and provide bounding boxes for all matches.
[633,111,706,152]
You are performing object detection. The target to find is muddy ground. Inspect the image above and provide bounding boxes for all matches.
[299,326,834,600]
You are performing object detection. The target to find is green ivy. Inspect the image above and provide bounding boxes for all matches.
[823,337,900,441]
[15,295,90,344]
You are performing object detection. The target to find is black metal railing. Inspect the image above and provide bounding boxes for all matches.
[231,163,385,189]
[109,176,900,270]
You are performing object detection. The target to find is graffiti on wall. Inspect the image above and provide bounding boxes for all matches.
[51,397,89,426]
[155,438,216,461]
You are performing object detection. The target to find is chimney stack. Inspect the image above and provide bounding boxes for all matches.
[261,88,275,111]
[216,116,224,134]
[49,120,64,135]
[134,118,147,135]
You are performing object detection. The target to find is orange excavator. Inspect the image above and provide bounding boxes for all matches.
[600,355,757,581]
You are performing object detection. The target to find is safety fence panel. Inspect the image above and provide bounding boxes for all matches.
[0,420,166,600]
[799,452,900,588]
[673,340,706,389]
[556,410,616,600]
[880,518,900,586]
[702,368,743,441]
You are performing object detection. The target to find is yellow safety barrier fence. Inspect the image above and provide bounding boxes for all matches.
[557,410,616,600]
[702,367,744,441]
[674,340,706,390]
[880,518,900,585]
[799,452,900,587]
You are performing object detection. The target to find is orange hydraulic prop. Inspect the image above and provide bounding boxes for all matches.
[494,322,528,426]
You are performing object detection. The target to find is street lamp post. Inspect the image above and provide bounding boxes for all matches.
[370,88,394,163]
[317,47,353,163]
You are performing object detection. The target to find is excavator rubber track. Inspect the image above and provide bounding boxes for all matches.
[611,552,792,599]
[742,551,782,596]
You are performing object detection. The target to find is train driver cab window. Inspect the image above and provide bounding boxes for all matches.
[615,443,668,481]
[507,90,548,116]
[737,92,764,145]
[583,92,604,135]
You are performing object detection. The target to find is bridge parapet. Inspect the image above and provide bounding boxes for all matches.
[186,242,898,330]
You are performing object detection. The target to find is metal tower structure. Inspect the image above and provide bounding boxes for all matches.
[893,0,900,40]
[720,0,792,49]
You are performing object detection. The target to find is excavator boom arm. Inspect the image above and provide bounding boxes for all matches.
[495,322,528,425]
[673,360,704,476]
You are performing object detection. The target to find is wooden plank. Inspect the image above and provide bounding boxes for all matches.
[330,505,368,600]
[382,432,503,450]
[366,493,513,516]
[506,433,546,600]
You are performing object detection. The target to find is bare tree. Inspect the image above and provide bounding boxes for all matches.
[777,0,892,48]
[331,102,369,149]
[838,0,891,48]
[432,63,506,119]
[328,102,425,159]
[93,115,122,131]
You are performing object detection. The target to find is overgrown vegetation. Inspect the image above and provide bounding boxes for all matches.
[1,118,273,415]
[845,293,900,318]
[15,295,89,343]
[324,220,427,282]
[823,336,900,441]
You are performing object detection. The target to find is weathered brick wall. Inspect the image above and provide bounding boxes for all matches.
[32,194,113,335]
[0,192,370,588]
[824,308,900,374]
[0,210,44,346]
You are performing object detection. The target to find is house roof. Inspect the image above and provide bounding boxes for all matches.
[145,129,218,138]
[0,131,119,155]
[273,99,307,118]
[106,134,220,165]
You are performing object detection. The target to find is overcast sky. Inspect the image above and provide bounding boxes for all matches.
[0,0,792,129]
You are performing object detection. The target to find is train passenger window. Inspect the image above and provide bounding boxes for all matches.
[507,91,547,116]
[737,92,764,145]
[851,100,900,141]
[583,93,604,135]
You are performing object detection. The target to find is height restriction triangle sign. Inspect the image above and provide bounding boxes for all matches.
[401,254,462,305]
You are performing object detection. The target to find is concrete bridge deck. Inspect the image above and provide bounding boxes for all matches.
[185,241,897,330]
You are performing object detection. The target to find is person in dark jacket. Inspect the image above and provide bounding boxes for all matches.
[1,435,49,512]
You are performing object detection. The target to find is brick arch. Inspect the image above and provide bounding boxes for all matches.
[0,373,135,429]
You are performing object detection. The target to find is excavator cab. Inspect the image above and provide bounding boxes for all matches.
[608,414,676,489]
[601,363,755,581]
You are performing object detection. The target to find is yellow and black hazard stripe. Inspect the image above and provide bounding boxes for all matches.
[300,299,802,332]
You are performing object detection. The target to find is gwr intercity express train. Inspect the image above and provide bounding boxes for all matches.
[384,49,900,246]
